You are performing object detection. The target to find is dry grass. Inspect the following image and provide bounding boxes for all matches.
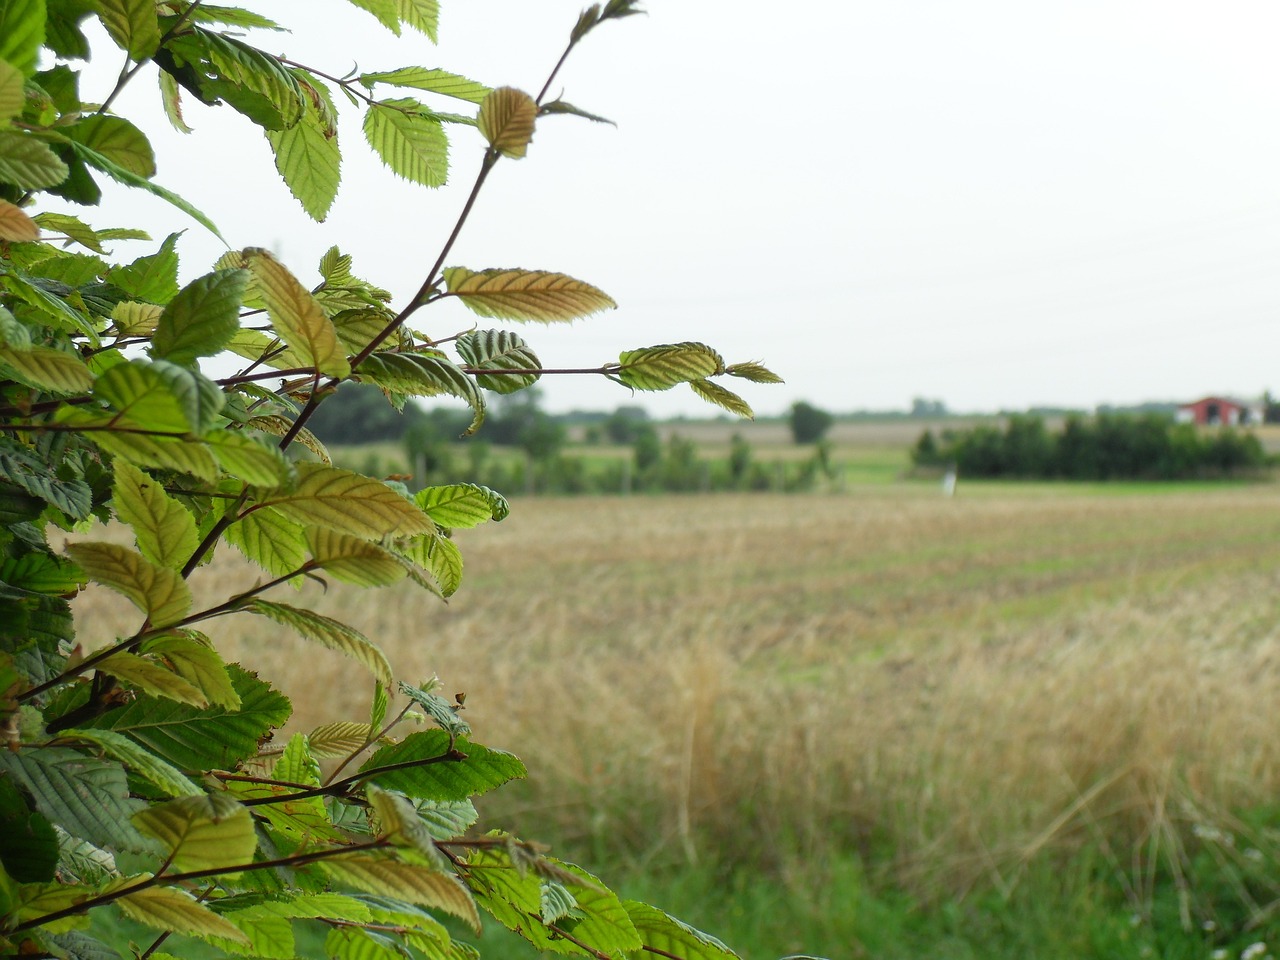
[68,485,1280,908]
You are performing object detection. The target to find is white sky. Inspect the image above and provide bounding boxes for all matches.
[75,1,1280,417]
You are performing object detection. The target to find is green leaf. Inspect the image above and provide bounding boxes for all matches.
[60,727,201,797]
[688,378,753,419]
[61,115,156,177]
[624,900,740,960]
[205,431,290,488]
[55,409,220,482]
[152,269,248,364]
[304,527,407,588]
[66,541,192,627]
[0,436,91,518]
[0,748,151,852]
[107,232,181,303]
[414,799,478,841]
[358,731,525,801]
[158,68,193,134]
[396,0,439,41]
[306,721,373,759]
[354,351,484,433]
[0,342,93,394]
[413,483,507,528]
[725,360,784,384]
[538,99,615,126]
[0,774,58,883]
[442,267,616,323]
[359,67,489,104]
[247,249,350,377]
[398,680,470,739]
[225,505,307,581]
[96,651,208,706]
[0,548,84,594]
[267,67,340,221]
[369,680,389,731]
[616,342,724,391]
[165,30,304,131]
[321,856,479,933]
[117,883,251,944]
[244,599,393,687]
[0,130,69,189]
[392,530,461,597]
[133,793,256,872]
[85,664,291,771]
[0,0,44,76]
[362,98,448,188]
[256,463,434,539]
[366,786,447,867]
[93,358,225,434]
[111,300,163,336]
[345,0,399,33]
[96,0,160,59]
[142,633,241,710]
[477,87,536,159]
[112,459,199,570]
[455,329,540,394]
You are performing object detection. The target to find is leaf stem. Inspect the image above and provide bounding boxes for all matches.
[236,747,467,807]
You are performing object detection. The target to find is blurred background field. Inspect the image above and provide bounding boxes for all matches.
[69,422,1280,959]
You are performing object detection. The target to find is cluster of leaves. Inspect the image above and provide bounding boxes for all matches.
[0,1,779,958]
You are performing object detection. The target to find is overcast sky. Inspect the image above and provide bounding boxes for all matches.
[79,1,1280,417]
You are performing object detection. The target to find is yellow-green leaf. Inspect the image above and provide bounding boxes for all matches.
[62,727,201,798]
[305,527,407,587]
[246,249,350,377]
[96,651,208,706]
[725,360,784,384]
[442,267,616,323]
[117,884,251,944]
[144,633,241,710]
[152,269,249,365]
[0,1,44,76]
[245,599,393,687]
[359,66,489,104]
[307,721,374,759]
[97,0,162,59]
[322,856,479,933]
[206,430,291,487]
[112,301,164,336]
[267,68,341,221]
[256,463,434,539]
[0,131,69,190]
[0,58,23,121]
[247,414,330,463]
[225,505,308,581]
[0,197,37,240]
[0,344,93,394]
[477,87,536,159]
[112,459,200,570]
[133,794,256,873]
[362,97,448,188]
[615,342,724,392]
[65,541,192,628]
[688,378,753,419]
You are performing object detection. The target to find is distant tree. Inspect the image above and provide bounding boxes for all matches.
[789,400,835,444]
[633,423,663,475]
[307,382,424,444]
[911,397,948,418]
[603,405,650,444]
[1264,390,1280,424]
[911,429,943,467]
[729,433,753,485]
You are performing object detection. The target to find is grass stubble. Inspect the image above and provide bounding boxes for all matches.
[70,485,1280,958]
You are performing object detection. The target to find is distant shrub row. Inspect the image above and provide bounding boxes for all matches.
[912,413,1268,480]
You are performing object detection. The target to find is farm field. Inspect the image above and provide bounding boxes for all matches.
[70,479,1280,958]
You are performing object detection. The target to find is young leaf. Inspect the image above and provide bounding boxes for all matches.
[0,342,94,394]
[688,378,753,419]
[61,727,201,798]
[354,351,484,432]
[624,901,740,960]
[247,414,330,463]
[366,786,448,867]
[205,431,291,488]
[398,680,470,738]
[225,505,307,581]
[477,87,537,159]
[396,0,440,41]
[441,267,616,323]
[143,633,241,711]
[112,459,200,571]
[362,98,448,187]
[55,409,220,482]
[117,884,252,944]
[164,30,304,131]
[391,530,462,597]
[96,0,161,59]
[539,99,615,126]
[96,651,209,707]
[64,541,193,628]
[0,198,38,241]
[358,67,489,104]
[152,268,249,365]
[616,342,724,391]
[358,731,526,800]
[346,0,401,34]
[321,856,480,933]
[93,358,224,434]
[255,463,435,539]
[455,329,540,394]
[725,360,784,383]
[413,483,507,528]
[266,68,341,221]
[307,721,374,759]
[0,131,70,189]
[246,249,351,377]
[107,231,181,303]
[133,793,256,872]
[304,527,407,588]
[0,60,21,121]
[244,599,394,687]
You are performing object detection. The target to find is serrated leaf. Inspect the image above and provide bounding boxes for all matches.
[112,459,199,570]
[118,884,251,944]
[206,431,290,487]
[367,786,447,867]
[85,665,291,771]
[225,505,307,581]
[0,342,93,393]
[64,541,192,627]
[370,680,389,731]
[346,0,400,33]
[415,799,477,841]
[247,249,350,377]
[0,130,69,189]
[332,308,392,352]
[307,721,373,759]
[61,727,201,798]
[111,301,163,335]
[358,731,525,801]
[152,268,248,364]
[165,30,304,131]
[359,67,489,104]
[0,198,37,240]
[31,211,106,252]
[725,360,784,384]
[455,329,540,394]
[0,59,21,121]
[442,267,615,323]
[0,436,91,517]
[624,901,739,960]
[223,328,311,371]
[96,651,208,706]
[355,351,484,433]
[107,232,180,303]
[267,68,340,221]
[363,98,447,187]
[256,462,433,538]
[396,0,439,40]
[0,0,43,76]
[0,748,151,852]
[539,99,614,126]
[56,409,220,481]
[477,87,536,159]
[322,856,479,933]
[158,67,193,134]
[143,633,241,710]
[393,531,461,597]
[616,342,724,391]
[413,483,506,528]
[247,414,330,463]
[93,358,225,434]
[61,115,156,178]
[245,599,393,687]
[96,0,160,59]
[304,527,406,587]
[398,680,470,738]
[134,793,256,872]
[689,378,753,418]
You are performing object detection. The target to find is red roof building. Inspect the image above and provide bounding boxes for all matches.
[1175,396,1256,426]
